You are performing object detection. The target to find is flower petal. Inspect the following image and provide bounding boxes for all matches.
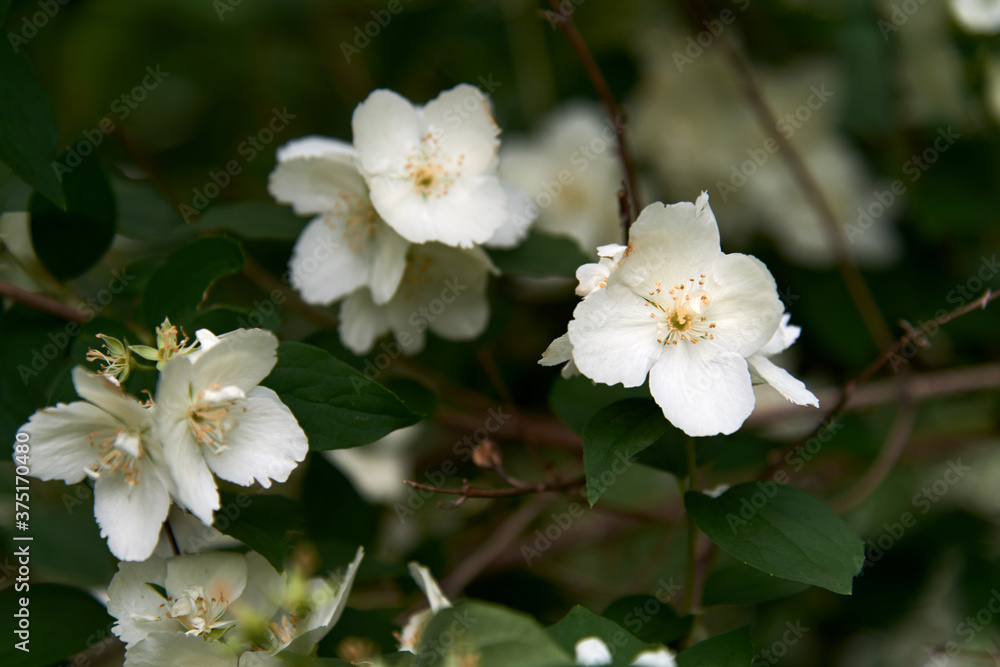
[408,562,451,613]
[282,546,364,655]
[203,386,308,488]
[72,367,150,426]
[164,551,248,604]
[747,354,819,407]
[95,467,172,561]
[339,289,391,355]
[704,252,783,358]
[757,313,800,357]
[188,328,279,394]
[289,216,370,306]
[575,637,613,666]
[275,135,354,163]
[421,84,500,174]
[108,557,169,647]
[484,183,534,249]
[158,414,219,526]
[125,632,236,667]
[268,152,365,216]
[19,402,110,483]
[369,223,410,305]
[631,648,677,667]
[567,284,661,387]
[352,89,422,176]
[648,344,756,437]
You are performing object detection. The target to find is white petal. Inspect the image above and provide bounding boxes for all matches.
[289,216,370,306]
[125,632,236,667]
[747,354,819,407]
[631,648,677,667]
[567,284,661,387]
[352,89,422,176]
[369,224,410,305]
[204,386,308,488]
[615,195,721,292]
[72,367,150,427]
[338,289,391,355]
[757,313,800,357]
[539,333,573,368]
[575,637,613,666]
[95,468,172,561]
[188,328,279,394]
[268,152,366,216]
[108,557,169,647]
[704,253,783,358]
[484,183,534,249]
[158,414,219,526]
[233,551,284,621]
[276,135,354,163]
[950,0,1000,34]
[164,551,248,603]
[238,653,284,667]
[19,402,110,483]
[408,562,451,612]
[282,546,364,655]
[421,84,500,174]
[648,345,756,437]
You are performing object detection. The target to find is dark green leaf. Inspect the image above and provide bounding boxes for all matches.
[141,235,245,330]
[0,48,63,208]
[685,483,864,595]
[191,304,280,335]
[676,626,754,667]
[0,162,30,212]
[213,491,303,572]
[548,605,661,667]
[548,374,650,434]
[582,399,672,506]
[602,595,693,645]
[112,177,193,243]
[302,455,378,550]
[488,230,592,277]
[417,601,573,667]
[0,584,113,667]
[634,431,729,480]
[29,153,115,279]
[262,342,421,451]
[193,201,307,240]
[702,561,810,606]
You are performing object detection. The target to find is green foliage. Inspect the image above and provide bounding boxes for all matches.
[601,595,693,645]
[213,491,303,572]
[685,483,864,595]
[548,375,650,434]
[262,341,421,451]
[548,605,662,667]
[192,201,307,240]
[702,562,810,607]
[676,626,754,667]
[489,230,593,277]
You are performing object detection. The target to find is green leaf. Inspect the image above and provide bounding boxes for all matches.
[676,626,754,667]
[141,235,245,330]
[601,595,693,645]
[0,48,64,208]
[582,399,672,506]
[213,491,303,572]
[113,177,193,243]
[28,154,115,279]
[0,584,113,667]
[548,605,661,667]
[377,653,418,666]
[702,561,810,606]
[192,201,307,240]
[262,342,421,451]
[0,162,31,212]
[191,304,280,335]
[488,230,592,277]
[548,374,650,434]
[634,431,730,480]
[684,483,865,595]
[416,601,573,667]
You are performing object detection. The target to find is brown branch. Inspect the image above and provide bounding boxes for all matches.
[403,476,584,505]
[240,255,338,330]
[545,2,642,228]
[682,0,891,349]
[0,280,85,323]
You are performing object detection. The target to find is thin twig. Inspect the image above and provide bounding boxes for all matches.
[403,476,583,504]
[0,280,85,323]
[682,0,891,348]
[240,255,339,330]
[545,1,642,228]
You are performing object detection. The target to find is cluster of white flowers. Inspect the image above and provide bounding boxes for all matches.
[270,84,537,356]
[106,547,363,666]
[18,322,308,561]
[574,637,676,666]
[541,194,818,437]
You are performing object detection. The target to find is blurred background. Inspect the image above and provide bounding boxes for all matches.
[1,0,1000,666]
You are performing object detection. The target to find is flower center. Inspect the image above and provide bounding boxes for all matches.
[403,134,463,199]
[168,586,234,637]
[326,191,379,254]
[85,427,143,486]
[187,384,247,454]
[645,276,717,346]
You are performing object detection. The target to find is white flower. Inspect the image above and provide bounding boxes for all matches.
[398,562,452,653]
[18,367,170,561]
[352,84,507,248]
[747,314,819,407]
[500,104,623,254]
[573,637,676,666]
[338,243,496,356]
[538,333,579,379]
[565,194,816,437]
[268,136,410,306]
[324,424,420,504]
[483,182,536,249]
[154,328,308,526]
[107,548,364,667]
[949,0,1000,33]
